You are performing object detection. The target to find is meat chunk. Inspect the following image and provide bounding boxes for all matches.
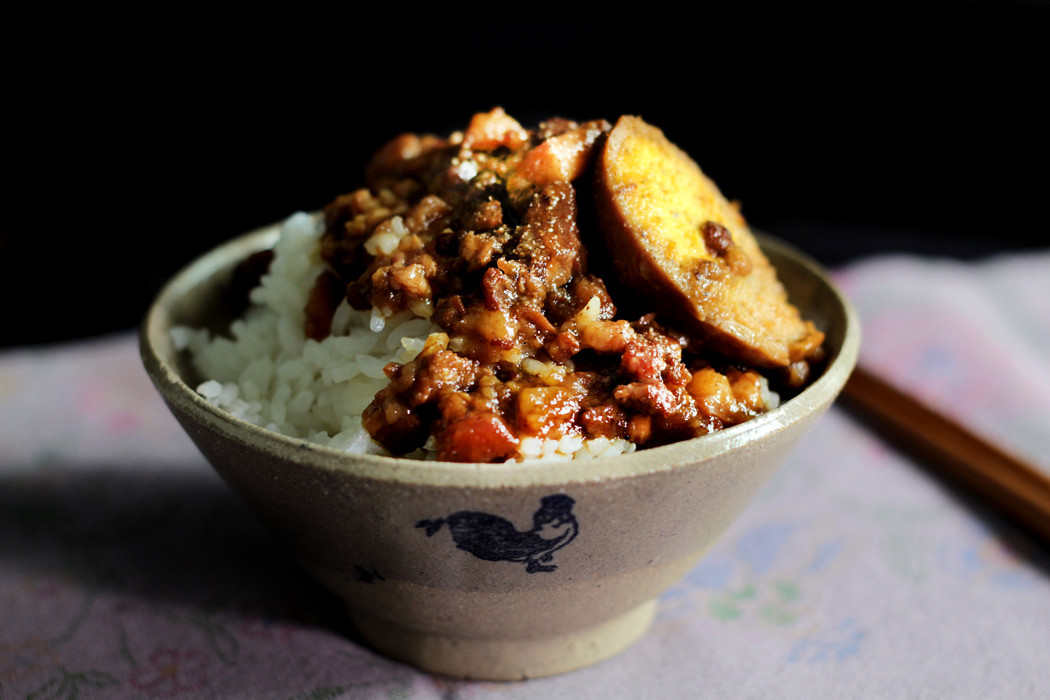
[365,133,447,188]
[362,338,484,455]
[512,182,584,291]
[506,120,611,203]
[311,109,823,461]
[437,412,520,463]
[515,386,580,437]
[460,230,507,271]
[462,107,530,152]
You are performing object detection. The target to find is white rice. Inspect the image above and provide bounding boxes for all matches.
[174,212,636,461]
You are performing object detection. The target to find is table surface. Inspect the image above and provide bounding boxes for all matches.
[2,250,1049,699]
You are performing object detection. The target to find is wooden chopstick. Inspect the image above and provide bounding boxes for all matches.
[841,366,1050,545]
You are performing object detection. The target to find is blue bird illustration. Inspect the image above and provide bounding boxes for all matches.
[416,495,578,573]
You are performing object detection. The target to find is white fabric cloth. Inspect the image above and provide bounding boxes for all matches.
[2,251,1048,698]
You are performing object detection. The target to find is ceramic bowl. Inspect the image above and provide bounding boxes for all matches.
[140,221,859,680]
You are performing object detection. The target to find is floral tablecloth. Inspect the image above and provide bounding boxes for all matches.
[3,250,1049,699]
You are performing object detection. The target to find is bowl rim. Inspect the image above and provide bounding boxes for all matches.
[141,217,860,489]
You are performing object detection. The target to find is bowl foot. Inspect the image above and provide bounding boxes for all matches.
[348,597,658,681]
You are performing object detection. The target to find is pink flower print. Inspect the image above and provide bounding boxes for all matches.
[0,637,60,682]
[76,378,144,435]
[110,597,140,615]
[128,648,210,697]
[237,598,305,641]
[21,574,68,599]
[238,612,297,641]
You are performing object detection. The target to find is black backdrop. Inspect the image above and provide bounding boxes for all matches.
[3,3,1046,347]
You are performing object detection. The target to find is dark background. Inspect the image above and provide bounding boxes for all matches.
[3,3,1046,347]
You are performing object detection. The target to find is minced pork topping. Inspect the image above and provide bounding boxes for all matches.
[293,108,824,462]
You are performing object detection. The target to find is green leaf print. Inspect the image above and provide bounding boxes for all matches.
[49,593,95,646]
[25,674,69,700]
[710,580,803,626]
[67,670,117,688]
[710,599,742,620]
[26,668,118,700]
[151,607,241,666]
[117,626,137,667]
[759,604,798,626]
[758,580,801,625]
[882,531,928,582]
[196,620,240,666]
[773,581,800,601]
[730,584,756,600]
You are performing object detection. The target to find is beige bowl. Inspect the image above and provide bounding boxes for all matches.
[141,221,859,680]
